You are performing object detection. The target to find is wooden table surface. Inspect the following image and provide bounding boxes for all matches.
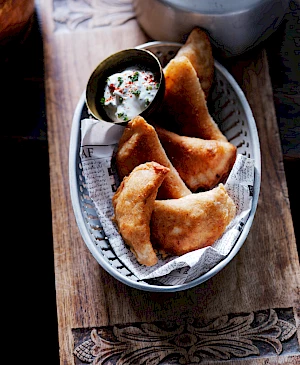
[35,1,300,364]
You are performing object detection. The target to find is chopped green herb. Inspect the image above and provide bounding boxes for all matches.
[129,71,139,82]
[145,98,150,107]
[117,77,123,87]
[132,89,141,96]
[155,83,160,89]
[100,97,105,105]
[117,112,129,121]
[119,97,123,103]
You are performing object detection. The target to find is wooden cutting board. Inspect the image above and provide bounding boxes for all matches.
[36,1,300,364]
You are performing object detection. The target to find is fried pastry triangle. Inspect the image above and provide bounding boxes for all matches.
[161,55,227,141]
[115,116,191,200]
[150,183,236,256]
[175,27,214,99]
[154,124,237,192]
[112,161,169,266]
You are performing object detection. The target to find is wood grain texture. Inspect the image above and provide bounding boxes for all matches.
[36,0,300,364]
[73,308,299,364]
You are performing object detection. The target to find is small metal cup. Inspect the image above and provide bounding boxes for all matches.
[86,48,165,124]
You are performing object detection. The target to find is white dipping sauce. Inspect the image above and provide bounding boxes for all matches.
[101,67,159,123]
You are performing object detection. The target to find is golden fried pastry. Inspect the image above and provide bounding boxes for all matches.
[112,161,170,266]
[154,124,237,192]
[150,184,236,256]
[161,55,227,142]
[175,27,214,99]
[115,115,191,200]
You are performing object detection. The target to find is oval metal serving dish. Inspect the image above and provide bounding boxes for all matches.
[69,41,261,292]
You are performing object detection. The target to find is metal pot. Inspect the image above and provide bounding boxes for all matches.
[132,0,289,57]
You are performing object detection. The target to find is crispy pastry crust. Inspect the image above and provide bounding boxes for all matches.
[115,116,191,200]
[150,184,236,256]
[161,55,227,141]
[112,161,169,266]
[154,124,237,191]
[175,27,214,99]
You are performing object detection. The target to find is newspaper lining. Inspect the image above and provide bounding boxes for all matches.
[80,117,255,285]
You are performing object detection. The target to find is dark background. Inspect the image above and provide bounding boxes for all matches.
[1,1,299,363]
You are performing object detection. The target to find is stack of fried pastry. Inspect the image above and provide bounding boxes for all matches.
[112,27,237,266]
